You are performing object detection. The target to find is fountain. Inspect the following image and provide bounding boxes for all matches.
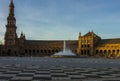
[51,41,77,58]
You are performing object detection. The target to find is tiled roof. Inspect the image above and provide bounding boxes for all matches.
[98,38,120,44]
[25,40,78,46]
[83,31,100,38]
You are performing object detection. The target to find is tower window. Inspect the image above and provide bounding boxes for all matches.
[81,45,83,47]
[88,45,90,47]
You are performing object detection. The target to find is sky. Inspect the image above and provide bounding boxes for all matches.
[0,0,120,43]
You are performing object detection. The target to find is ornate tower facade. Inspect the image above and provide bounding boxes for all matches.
[4,0,18,46]
[77,31,101,56]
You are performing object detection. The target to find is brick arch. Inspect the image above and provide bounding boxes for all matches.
[84,50,87,54]
[7,49,12,56]
[104,50,107,54]
[112,50,115,54]
[96,50,99,54]
[100,50,103,54]
[81,50,83,54]
[117,50,119,54]
[108,50,111,54]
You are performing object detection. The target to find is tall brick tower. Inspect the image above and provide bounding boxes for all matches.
[4,0,18,46]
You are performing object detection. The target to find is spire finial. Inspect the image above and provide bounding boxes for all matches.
[11,0,13,2]
[79,32,81,36]
[21,31,23,36]
[91,30,93,32]
[9,0,14,7]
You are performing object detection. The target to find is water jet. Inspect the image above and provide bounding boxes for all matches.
[51,41,77,58]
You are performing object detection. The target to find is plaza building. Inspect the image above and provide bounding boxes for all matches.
[0,0,120,58]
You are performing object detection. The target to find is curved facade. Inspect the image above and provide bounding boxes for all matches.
[1,0,120,58]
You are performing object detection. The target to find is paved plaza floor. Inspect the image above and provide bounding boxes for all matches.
[0,57,120,81]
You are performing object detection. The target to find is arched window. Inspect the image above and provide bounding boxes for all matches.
[81,45,83,48]
[84,50,86,54]
[88,45,90,47]
[37,50,39,53]
[33,49,35,53]
[2,51,5,55]
[96,50,98,54]
[44,50,47,54]
[14,51,16,55]
[87,50,90,54]
[108,50,111,54]
[104,50,107,54]
[52,50,54,53]
[7,49,11,56]
[81,50,83,54]
[113,50,115,54]
[29,49,31,54]
[117,50,119,54]
[100,50,102,54]
[56,50,58,53]
[41,50,43,53]
[48,50,51,54]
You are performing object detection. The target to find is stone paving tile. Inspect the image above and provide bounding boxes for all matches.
[50,70,64,73]
[112,74,120,77]
[51,73,68,77]
[69,75,86,79]
[50,68,62,70]
[100,75,118,78]
[97,72,112,76]
[33,74,52,80]
[84,74,102,78]
[0,69,7,73]
[0,74,15,80]
[10,76,33,81]
[102,78,120,81]
[0,65,120,80]
[3,71,20,74]
[16,72,34,77]
[65,71,80,75]
[22,70,36,73]
[37,69,50,71]
[52,77,70,80]
[35,71,50,75]
[63,69,75,72]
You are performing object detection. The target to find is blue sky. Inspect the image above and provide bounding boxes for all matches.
[0,0,120,43]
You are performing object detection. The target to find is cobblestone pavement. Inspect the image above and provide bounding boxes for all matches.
[0,65,119,81]
[0,57,120,81]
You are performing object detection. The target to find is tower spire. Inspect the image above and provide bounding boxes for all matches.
[9,0,14,16]
[5,0,18,46]
[10,0,14,7]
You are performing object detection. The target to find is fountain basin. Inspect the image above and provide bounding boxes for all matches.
[50,55,78,58]
[50,41,77,58]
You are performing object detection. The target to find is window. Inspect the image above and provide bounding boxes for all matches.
[96,50,98,54]
[88,45,90,47]
[48,50,51,53]
[33,49,35,53]
[41,50,43,53]
[100,50,102,54]
[81,45,83,47]
[37,50,39,53]
[81,50,83,54]
[44,50,47,54]
[29,49,31,54]
[25,49,27,53]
